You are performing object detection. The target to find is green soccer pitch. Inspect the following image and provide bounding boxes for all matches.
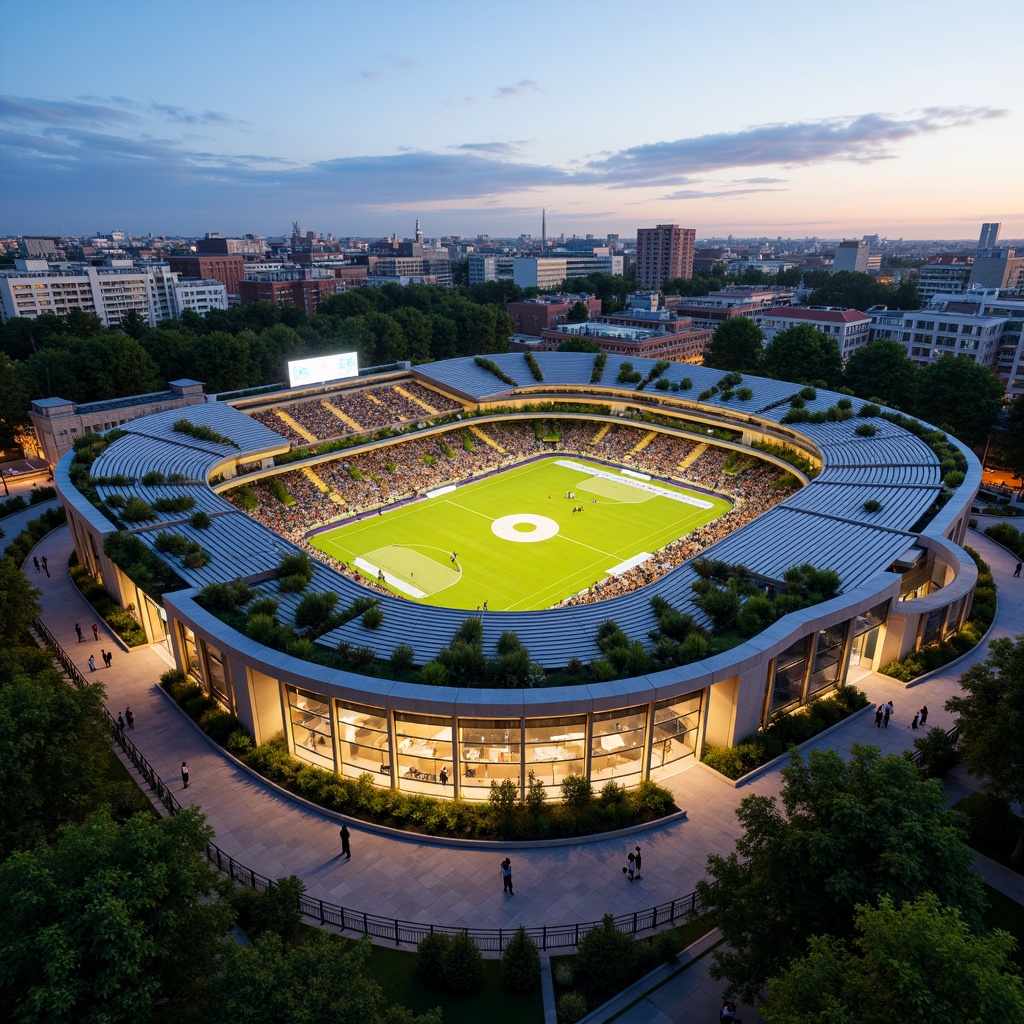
[309,457,731,611]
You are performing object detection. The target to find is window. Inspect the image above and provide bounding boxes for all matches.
[808,624,848,697]
[201,640,233,711]
[766,636,809,719]
[337,701,391,783]
[395,712,452,794]
[286,685,334,769]
[459,718,521,797]
[524,715,586,796]
[591,706,647,783]
[650,692,701,772]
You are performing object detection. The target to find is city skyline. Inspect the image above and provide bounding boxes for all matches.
[2,0,1022,240]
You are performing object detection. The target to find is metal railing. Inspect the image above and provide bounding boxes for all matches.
[34,617,706,951]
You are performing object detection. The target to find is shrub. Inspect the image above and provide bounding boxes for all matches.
[855,422,877,436]
[362,604,383,629]
[294,591,339,635]
[863,499,882,513]
[575,914,637,997]
[912,726,959,778]
[390,642,415,674]
[417,932,450,983]
[557,991,588,1024]
[488,779,518,818]
[242,875,304,943]
[120,496,157,522]
[560,774,593,809]
[441,931,484,992]
[278,573,311,594]
[502,926,541,992]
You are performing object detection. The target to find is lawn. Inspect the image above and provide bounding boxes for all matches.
[311,457,730,611]
[356,942,544,1024]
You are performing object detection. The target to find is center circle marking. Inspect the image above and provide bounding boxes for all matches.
[492,514,560,543]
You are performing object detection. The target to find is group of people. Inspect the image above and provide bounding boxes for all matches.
[622,845,643,882]
[116,707,135,730]
[874,701,929,729]
[251,381,461,445]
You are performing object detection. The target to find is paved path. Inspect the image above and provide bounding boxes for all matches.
[21,521,1024,1023]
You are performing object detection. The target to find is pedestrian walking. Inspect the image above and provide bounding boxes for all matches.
[91,623,99,641]
[911,712,920,730]
[104,650,112,668]
[117,712,126,730]
[88,654,96,672]
[626,852,636,880]
[501,856,514,895]
[33,556,40,572]
[181,762,189,789]
[41,555,49,577]
[874,704,884,727]
[1015,561,1022,578]
[340,824,351,859]
[634,846,642,879]
[882,701,892,728]
[100,650,108,669]
[125,707,134,729]
[75,623,84,643]
[919,705,928,726]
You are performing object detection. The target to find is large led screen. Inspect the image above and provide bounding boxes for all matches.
[287,352,359,389]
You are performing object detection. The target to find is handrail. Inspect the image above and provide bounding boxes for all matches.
[33,617,705,950]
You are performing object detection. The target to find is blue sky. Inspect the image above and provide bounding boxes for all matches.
[2,0,1021,240]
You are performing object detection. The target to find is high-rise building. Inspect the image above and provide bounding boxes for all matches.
[833,240,870,274]
[635,224,695,288]
[978,222,1001,250]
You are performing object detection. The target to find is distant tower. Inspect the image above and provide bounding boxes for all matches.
[978,222,1001,250]
[542,208,546,249]
[415,218,423,245]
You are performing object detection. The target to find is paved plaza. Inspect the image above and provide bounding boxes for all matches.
[8,491,1024,1023]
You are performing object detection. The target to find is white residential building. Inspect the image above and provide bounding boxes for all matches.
[0,259,227,326]
[755,306,873,360]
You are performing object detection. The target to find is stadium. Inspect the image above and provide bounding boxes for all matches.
[54,351,981,801]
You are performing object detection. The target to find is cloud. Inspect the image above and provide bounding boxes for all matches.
[150,102,236,125]
[495,79,541,99]
[731,176,787,184]
[582,107,1008,186]
[451,141,525,157]
[661,187,788,200]
[0,95,137,126]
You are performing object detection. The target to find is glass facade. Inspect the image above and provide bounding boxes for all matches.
[591,706,647,783]
[921,607,945,647]
[524,715,587,795]
[395,712,453,794]
[459,719,521,797]
[650,692,702,772]
[766,636,810,719]
[338,701,391,785]
[201,640,233,712]
[850,601,887,668]
[807,624,848,698]
[179,623,200,681]
[286,685,334,770]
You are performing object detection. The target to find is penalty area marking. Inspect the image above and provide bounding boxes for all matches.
[555,459,714,509]
[606,552,654,576]
[492,514,560,543]
[354,557,426,598]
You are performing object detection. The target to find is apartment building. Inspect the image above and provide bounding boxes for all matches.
[537,320,710,363]
[0,259,228,326]
[635,224,695,288]
[756,306,873,360]
[833,240,870,273]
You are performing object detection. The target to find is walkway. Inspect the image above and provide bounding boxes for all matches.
[19,515,1024,1023]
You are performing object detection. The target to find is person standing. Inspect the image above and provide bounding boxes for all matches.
[1014,561,1022,578]
[919,705,928,726]
[117,712,126,730]
[125,707,134,729]
[100,650,108,669]
[33,556,40,573]
[626,852,636,881]
[501,856,514,895]
[88,654,96,672]
[340,824,351,860]
[882,702,891,728]
[41,555,49,577]
[439,766,449,785]
[181,762,190,789]
[104,650,112,668]
[92,623,99,641]
[912,711,920,730]
[75,623,84,643]
[874,704,884,727]
[634,846,642,880]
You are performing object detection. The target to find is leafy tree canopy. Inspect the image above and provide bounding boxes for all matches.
[761,322,844,389]
[0,806,232,1024]
[764,893,1024,1024]
[842,339,918,407]
[946,632,1024,865]
[913,355,1005,446]
[697,744,985,1002]
[702,317,764,373]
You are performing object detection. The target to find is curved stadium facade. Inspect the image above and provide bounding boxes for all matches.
[55,352,981,801]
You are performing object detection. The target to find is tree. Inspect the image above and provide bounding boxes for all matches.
[702,317,764,373]
[913,355,1005,446]
[0,353,30,449]
[843,339,918,407]
[81,334,162,398]
[761,323,844,388]
[946,633,1024,865]
[0,806,232,1023]
[805,270,888,311]
[566,300,590,323]
[1003,394,1024,482]
[697,744,985,1002]
[763,893,1024,1024]
[556,336,602,354]
[0,557,40,647]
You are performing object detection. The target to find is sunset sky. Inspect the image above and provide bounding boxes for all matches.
[2,0,1021,241]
